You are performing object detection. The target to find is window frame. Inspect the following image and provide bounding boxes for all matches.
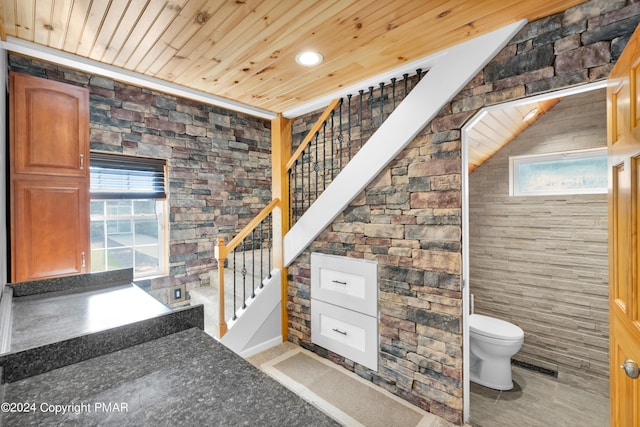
[89,152,168,279]
[509,147,608,197]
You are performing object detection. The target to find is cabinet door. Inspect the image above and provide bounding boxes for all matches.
[10,72,89,177]
[11,178,89,281]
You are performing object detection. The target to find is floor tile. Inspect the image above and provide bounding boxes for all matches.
[469,366,608,427]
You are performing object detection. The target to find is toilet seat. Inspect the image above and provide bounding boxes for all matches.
[469,314,524,340]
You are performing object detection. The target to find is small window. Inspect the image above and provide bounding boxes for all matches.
[90,153,167,278]
[509,148,608,196]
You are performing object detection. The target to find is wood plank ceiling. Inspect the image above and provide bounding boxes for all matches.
[0,0,584,115]
[467,98,561,173]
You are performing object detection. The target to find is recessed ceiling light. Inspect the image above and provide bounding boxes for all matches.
[295,51,323,66]
[522,107,539,122]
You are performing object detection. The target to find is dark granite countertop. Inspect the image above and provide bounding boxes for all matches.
[0,269,204,383]
[10,283,171,352]
[1,328,339,426]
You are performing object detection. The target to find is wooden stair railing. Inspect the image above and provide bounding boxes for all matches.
[286,98,341,172]
[213,198,279,338]
[210,100,346,340]
[212,69,425,339]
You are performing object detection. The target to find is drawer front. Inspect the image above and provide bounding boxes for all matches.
[311,252,377,316]
[311,299,378,371]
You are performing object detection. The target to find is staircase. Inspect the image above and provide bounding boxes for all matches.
[207,20,526,356]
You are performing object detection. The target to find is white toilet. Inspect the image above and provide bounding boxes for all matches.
[469,313,524,390]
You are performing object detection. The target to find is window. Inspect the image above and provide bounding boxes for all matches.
[509,148,608,196]
[90,153,167,278]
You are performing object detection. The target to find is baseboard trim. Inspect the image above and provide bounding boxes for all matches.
[239,336,283,359]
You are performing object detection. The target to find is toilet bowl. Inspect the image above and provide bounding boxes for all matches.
[469,313,524,390]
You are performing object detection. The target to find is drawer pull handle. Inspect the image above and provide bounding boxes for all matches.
[332,328,347,336]
[332,280,347,285]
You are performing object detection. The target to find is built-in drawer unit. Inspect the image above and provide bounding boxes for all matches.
[311,299,378,371]
[310,253,378,371]
[310,252,377,316]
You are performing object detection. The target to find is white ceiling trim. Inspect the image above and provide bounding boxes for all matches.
[1,37,278,120]
[1,36,447,122]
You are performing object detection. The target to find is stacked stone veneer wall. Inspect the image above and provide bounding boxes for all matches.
[8,55,271,306]
[286,1,640,424]
[470,89,609,396]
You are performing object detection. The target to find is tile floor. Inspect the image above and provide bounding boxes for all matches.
[248,343,456,427]
[246,336,610,426]
[469,365,609,427]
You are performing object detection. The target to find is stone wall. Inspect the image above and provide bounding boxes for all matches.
[286,1,640,424]
[469,88,609,395]
[8,55,272,305]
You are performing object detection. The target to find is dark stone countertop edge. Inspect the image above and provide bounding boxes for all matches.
[0,304,204,383]
[8,268,135,297]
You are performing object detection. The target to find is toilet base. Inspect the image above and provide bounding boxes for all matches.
[469,355,514,391]
[470,373,514,391]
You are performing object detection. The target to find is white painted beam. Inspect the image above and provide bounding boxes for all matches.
[283,20,527,267]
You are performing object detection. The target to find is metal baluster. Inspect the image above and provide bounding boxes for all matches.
[416,68,423,82]
[403,73,409,99]
[306,143,311,209]
[292,160,298,223]
[241,239,247,309]
[331,109,336,173]
[259,220,263,286]
[267,214,272,279]
[324,120,331,182]
[232,249,237,320]
[368,86,374,134]
[347,94,352,160]
[288,168,293,227]
[391,78,396,111]
[338,99,343,171]
[379,82,384,126]
[314,131,319,200]
[300,152,305,217]
[358,89,364,146]
[321,129,325,195]
[251,229,255,298]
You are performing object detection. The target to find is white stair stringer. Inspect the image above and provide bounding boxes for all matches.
[284,20,526,267]
[219,268,282,358]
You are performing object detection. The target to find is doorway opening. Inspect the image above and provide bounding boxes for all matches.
[461,80,609,424]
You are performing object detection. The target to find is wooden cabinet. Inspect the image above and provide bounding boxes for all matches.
[10,72,90,282]
[11,73,89,177]
[12,178,89,280]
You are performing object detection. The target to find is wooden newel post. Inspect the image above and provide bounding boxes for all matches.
[214,237,228,338]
